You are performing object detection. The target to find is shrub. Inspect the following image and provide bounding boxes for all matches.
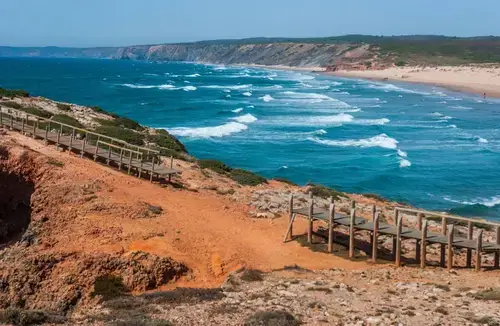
[91,275,128,301]
[395,60,407,67]
[240,269,264,282]
[230,169,267,186]
[363,193,388,202]
[0,87,30,98]
[56,103,71,111]
[244,311,300,326]
[308,183,345,200]
[51,114,84,129]
[273,177,297,186]
[90,105,105,113]
[95,125,145,146]
[147,132,187,153]
[47,158,64,167]
[19,106,52,119]
[0,308,65,325]
[471,288,500,301]
[95,117,144,131]
[198,159,232,174]
[141,288,224,305]
[0,101,22,109]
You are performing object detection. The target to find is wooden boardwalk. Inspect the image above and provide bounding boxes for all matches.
[0,108,181,182]
[285,194,500,271]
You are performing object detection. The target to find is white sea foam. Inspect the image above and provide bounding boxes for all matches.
[476,136,489,143]
[443,195,500,207]
[144,73,159,76]
[397,149,408,158]
[242,92,252,97]
[121,83,177,90]
[367,83,430,95]
[399,159,412,168]
[232,108,244,113]
[355,118,390,126]
[183,86,197,91]
[186,73,201,77]
[168,122,248,138]
[247,105,255,109]
[314,129,327,135]
[223,89,231,93]
[448,124,458,129]
[308,133,399,149]
[203,84,252,90]
[449,105,473,110]
[260,94,274,102]
[230,113,258,124]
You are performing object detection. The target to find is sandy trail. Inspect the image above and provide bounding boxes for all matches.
[7,132,365,288]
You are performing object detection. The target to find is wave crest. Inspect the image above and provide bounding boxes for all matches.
[168,122,248,138]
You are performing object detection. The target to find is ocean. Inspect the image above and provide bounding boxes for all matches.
[1,57,499,219]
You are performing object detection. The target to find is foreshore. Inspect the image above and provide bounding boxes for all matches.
[241,63,500,99]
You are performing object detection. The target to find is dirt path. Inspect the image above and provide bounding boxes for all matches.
[5,132,366,288]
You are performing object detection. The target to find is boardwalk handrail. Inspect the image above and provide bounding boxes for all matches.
[1,107,160,155]
[396,207,500,228]
[97,139,142,156]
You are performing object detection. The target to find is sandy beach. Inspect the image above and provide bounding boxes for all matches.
[330,66,500,98]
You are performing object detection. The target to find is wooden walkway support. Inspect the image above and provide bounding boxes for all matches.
[286,195,500,271]
[0,108,181,182]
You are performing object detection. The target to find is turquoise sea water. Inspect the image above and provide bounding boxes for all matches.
[1,57,499,219]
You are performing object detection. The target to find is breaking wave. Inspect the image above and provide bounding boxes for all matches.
[203,84,252,90]
[260,94,274,102]
[168,122,248,138]
[308,133,399,149]
[230,113,258,124]
[242,91,252,97]
[183,86,197,91]
[232,108,244,113]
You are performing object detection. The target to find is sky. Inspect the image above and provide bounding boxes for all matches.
[1,0,499,47]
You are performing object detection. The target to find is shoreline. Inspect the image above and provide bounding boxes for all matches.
[238,63,500,99]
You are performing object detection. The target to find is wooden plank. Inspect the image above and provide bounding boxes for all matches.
[288,195,294,241]
[495,226,500,269]
[395,214,403,267]
[440,216,447,267]
[466,221,473,268]
[476,230,483,272]
[283,213,297,243]
[307,199,313,244]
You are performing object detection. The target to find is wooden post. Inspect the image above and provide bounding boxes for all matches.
[168,156,174,182]
[44,126,48,143]
[447,224,454,270]
[10,114,13,130]
[48,121,51,132]
[466,221,473,268]
[351,200,356,209]
[138,157,144,178]
[421,220,428,268]
[395,214,403,267]
[288,195,294,241]
[0,111,2,125]
[32,119,36,139]
[372,212,380,263]
[128,151,133,174]
[440,217,447,267]
[118,148,124,170]
[371,205,376,220]
[495,226,500,269]
[393,209,399,260]
[56,130,61,149]
[69,128,75,150]
[349,208,356,259]
[150,156,155,182]
[307,199,313,244]
[283,212,297,243]
[81,133,86,158]
[21,117,25,134]
[416,213,423,263]
[94,141,99,161]
[328,202,335,253]
[107,144,111,165]
[476,229,483,272]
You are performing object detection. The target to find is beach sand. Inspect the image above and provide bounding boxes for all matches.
[330,66,500,98]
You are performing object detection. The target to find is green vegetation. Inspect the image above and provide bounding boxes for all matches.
[147,131,187,153]
[94,117,144,131]
[0,101,22,109]
[471,288,500,301]
[0,87,30,98]
[56,103,71,111]
[51,114,84,129]
[91,275,128,301]
[90,105,120,118]
[198,159,232,174]
[240,269,264,282]
[244,311,300,326]
[0,308,65,325]
[19,106,52,119]
[95,125,145,146]
[363,193,388,202]
[308,183,345,200]
[395,60,407,67]
[47,158,64,167]
[273,177,297,186]
[230,169,267,186]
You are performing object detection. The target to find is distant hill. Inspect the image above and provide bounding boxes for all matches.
[2,35,500,68]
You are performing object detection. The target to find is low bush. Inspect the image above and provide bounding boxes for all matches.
[19,106,52,119]
[56,103,71,111]
[198,159,232,174]
[91,275,128,301]
[240,269,264,282]
[141,288,224,305]
[273,177,297,186]
[230,169,267,186]
[0,87,30,98]
[244,311,300,326]
[90,105,120,118]
[51,114,84,128]
[0,101,22,109]
[95,117,144,131]
[395,60,407,67]
[363,193,388,202]
[0,308,66,325]
[308,183,345,200]
[95,125,145,146]
[471,288,500,301]
[147,132,187,153]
